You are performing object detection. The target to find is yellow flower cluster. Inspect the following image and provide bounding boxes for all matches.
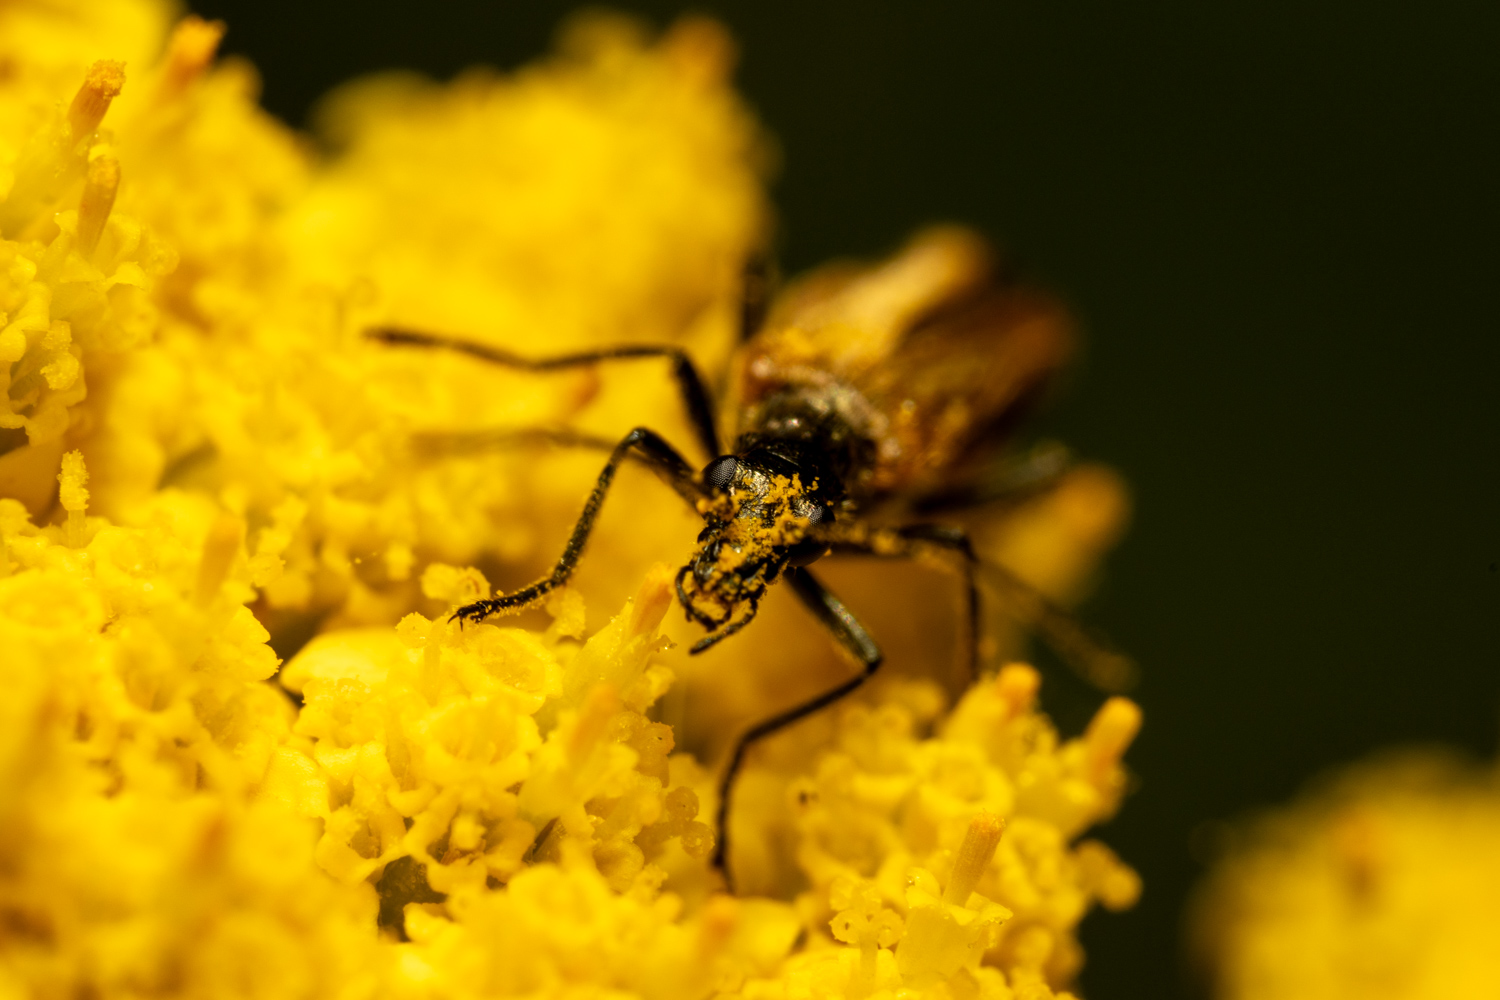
[0,3,1142,999]
[276,564,801,997]
[275,582,1139,998]
[2,1,766,637]
[0,469,381,998]
[731,666,1141,997]
[1192,753,1500,1000]
[0,57,173,492]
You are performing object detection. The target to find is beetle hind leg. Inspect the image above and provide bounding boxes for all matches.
[712,567,883,889]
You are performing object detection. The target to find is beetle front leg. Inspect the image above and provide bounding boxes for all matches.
[453,427,704,623]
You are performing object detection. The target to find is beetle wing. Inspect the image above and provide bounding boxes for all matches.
[733,227,1074,500]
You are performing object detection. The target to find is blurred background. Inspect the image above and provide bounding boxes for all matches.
[187,1,1500,995]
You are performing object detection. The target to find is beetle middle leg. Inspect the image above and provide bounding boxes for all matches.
[451,426,705,623]
[833,522,1135,694]
[406,425,619,459]
[368,328,723,461]
[828,523,983,686]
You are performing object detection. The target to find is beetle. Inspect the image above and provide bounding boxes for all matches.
[370,226,1129,886]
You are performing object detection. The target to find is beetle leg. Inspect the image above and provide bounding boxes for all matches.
[406,426,618,457]
[369,327,722,461]
[829,522,1135,694]
[452,427,704,623]
[825,523,982,687]
[409,425,704,509]
[713,566,882,888]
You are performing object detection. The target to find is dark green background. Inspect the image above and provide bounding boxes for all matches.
[188,1,1500,995]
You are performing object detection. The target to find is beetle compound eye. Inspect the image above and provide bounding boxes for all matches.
[791,495,828,524]
[703,455,739,492]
